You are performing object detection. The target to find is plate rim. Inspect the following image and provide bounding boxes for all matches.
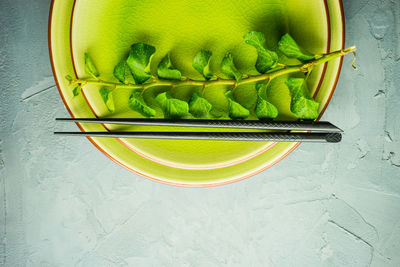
[49,0,345,187]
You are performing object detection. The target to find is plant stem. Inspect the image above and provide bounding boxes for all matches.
[73,46,356,91]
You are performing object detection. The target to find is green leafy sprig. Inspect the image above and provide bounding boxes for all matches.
[67,32,356,120]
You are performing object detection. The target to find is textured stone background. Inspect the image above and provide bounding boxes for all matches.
[1,0,400,266]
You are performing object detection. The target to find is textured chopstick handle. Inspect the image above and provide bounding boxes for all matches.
[54,131,342,143]
[195,120,341,132]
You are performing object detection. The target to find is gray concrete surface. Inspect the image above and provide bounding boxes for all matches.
[0,0,399,266]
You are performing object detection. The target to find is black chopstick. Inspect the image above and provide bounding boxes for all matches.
[56,118,343,132]
[54,131,342,143]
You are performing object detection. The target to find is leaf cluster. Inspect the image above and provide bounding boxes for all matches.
[69,32,323,120]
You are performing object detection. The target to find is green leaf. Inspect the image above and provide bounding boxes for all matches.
[65,75,73,85]
[256,100,278,120]
[72,85,82,96]
[243,31,278,73]
[128,91,156,117]
[286,78,320,119]
[291,97,320,120]
[221,52,242,82]
[225,91,250,119]
[243,31,266,49]
[113,61,131,84]
[156,92,189,119]
[84,53,99,78]
[157,53,182,80]
[255,83,278,119]
[192,50,213,80]
[126,43,156,84]
[99,87,115,113]
[278,33,315,61]
[189,92,212,118]
[286,78,310,100]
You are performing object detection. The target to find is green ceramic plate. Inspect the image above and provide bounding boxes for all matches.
[49,0,345,186]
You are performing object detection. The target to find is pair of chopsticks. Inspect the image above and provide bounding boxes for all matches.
[54,118,343,143]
